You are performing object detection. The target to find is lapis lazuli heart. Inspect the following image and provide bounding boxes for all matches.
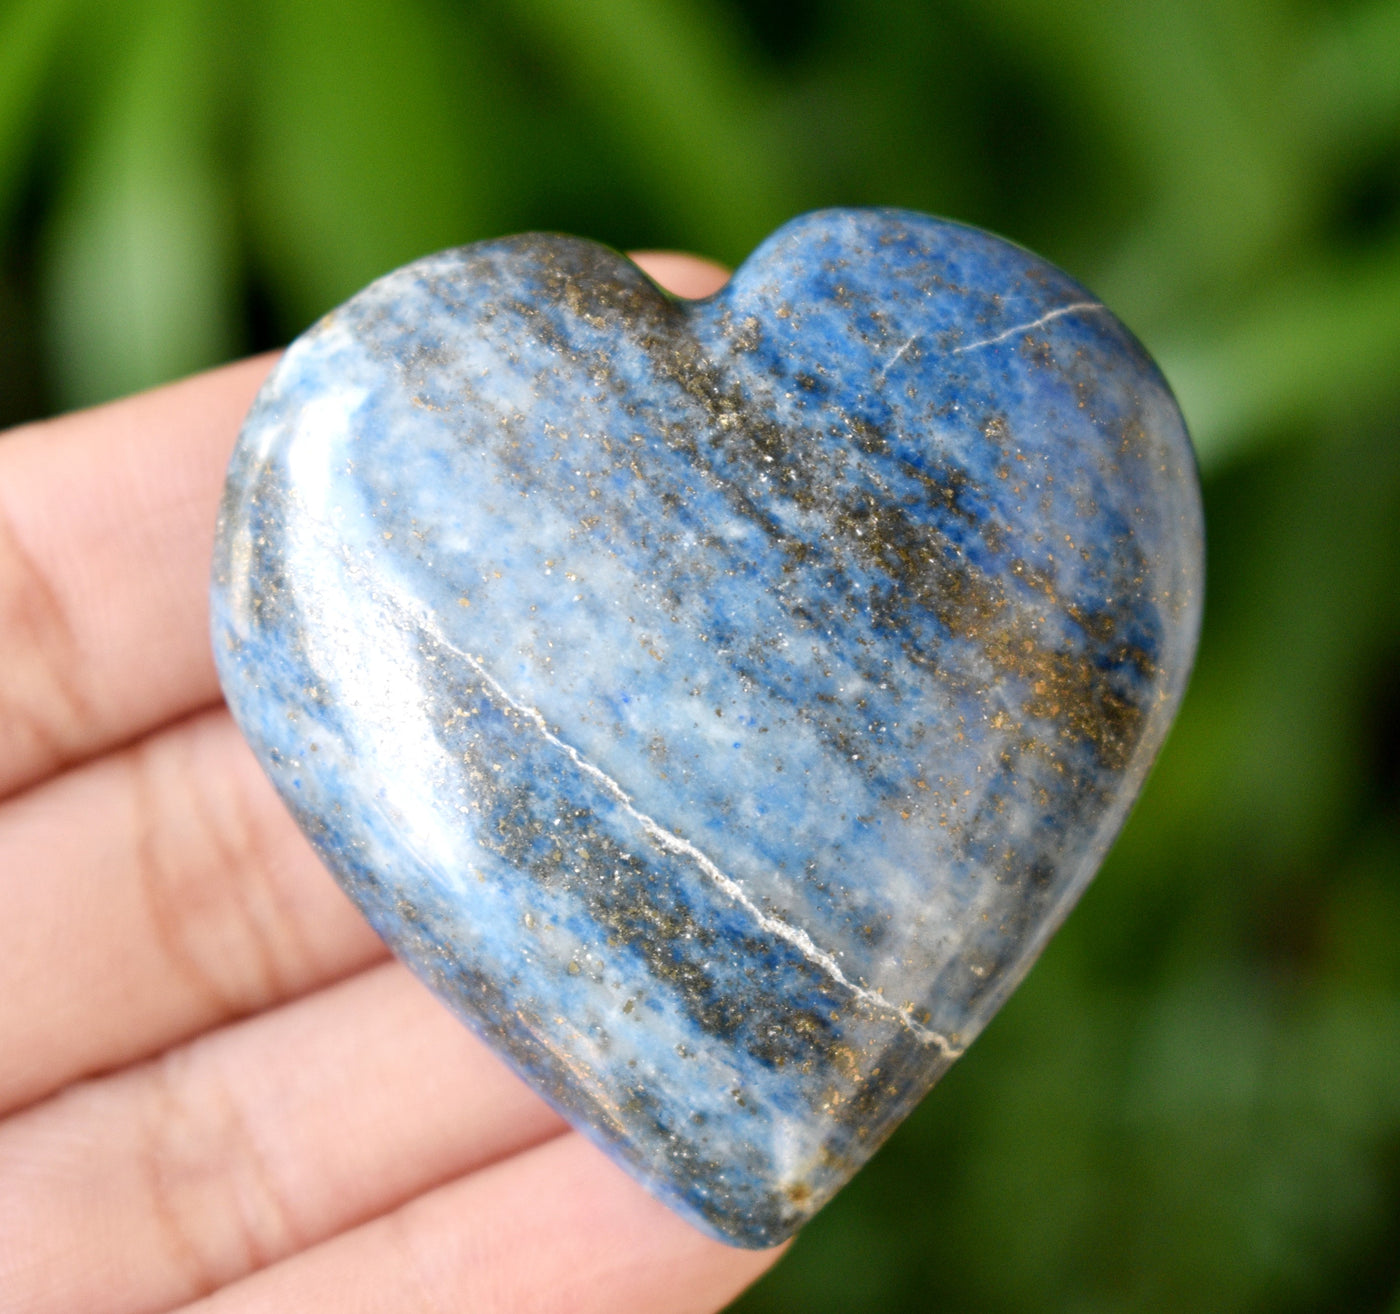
[211,209,1203,1246]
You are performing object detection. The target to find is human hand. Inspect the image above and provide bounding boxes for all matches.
[0,253,784,1312]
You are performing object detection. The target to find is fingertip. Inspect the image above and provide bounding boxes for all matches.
[629,251,731,300]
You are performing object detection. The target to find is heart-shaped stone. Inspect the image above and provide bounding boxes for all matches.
[212,208,1202,1247]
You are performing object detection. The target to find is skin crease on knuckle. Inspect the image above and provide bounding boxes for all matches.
[0,707,385,1117]
[0,957,552,1312]
[0,493,96,789]
[0,355,275,801]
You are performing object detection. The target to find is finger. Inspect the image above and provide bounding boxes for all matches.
[0,356,275,801]
[177,1133,781,1314]
[630,251,731,299]
[0,706,385,1117]
[0,962,568,1314]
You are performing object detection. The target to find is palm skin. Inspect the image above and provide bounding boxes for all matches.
[0,254,785,1312]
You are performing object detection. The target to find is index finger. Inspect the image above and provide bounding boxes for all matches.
[0,253,729,802]
[0,356,274,800]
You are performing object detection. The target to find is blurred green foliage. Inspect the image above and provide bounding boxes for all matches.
[2,0,1398,1308]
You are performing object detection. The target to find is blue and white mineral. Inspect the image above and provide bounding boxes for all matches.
[211,208,1204,1246]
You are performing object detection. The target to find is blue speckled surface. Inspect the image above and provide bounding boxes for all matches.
[211,208,1203,1247]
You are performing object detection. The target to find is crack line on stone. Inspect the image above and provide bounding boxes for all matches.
[411,612,962,1057]
[877,333,921,381]
[952,301,1106,354]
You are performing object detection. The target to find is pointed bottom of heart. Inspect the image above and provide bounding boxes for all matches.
[333,833,963,1247]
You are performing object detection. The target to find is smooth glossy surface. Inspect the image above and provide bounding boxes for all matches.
[211,209,1202,1246]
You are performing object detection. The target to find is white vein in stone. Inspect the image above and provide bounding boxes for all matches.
[410,605,963,1057]
[877,333,921,381]
[952,301,1106,354]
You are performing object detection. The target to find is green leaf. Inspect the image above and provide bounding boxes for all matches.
[245,0,496,331]
[1159,240,1400,469]
[502,0,798,262]
[0,0,79,230]
[40,0,240,406]
[960,0,1311,325]
[1297,0,1400,154]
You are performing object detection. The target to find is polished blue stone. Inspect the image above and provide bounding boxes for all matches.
[211,209,1203,1246]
